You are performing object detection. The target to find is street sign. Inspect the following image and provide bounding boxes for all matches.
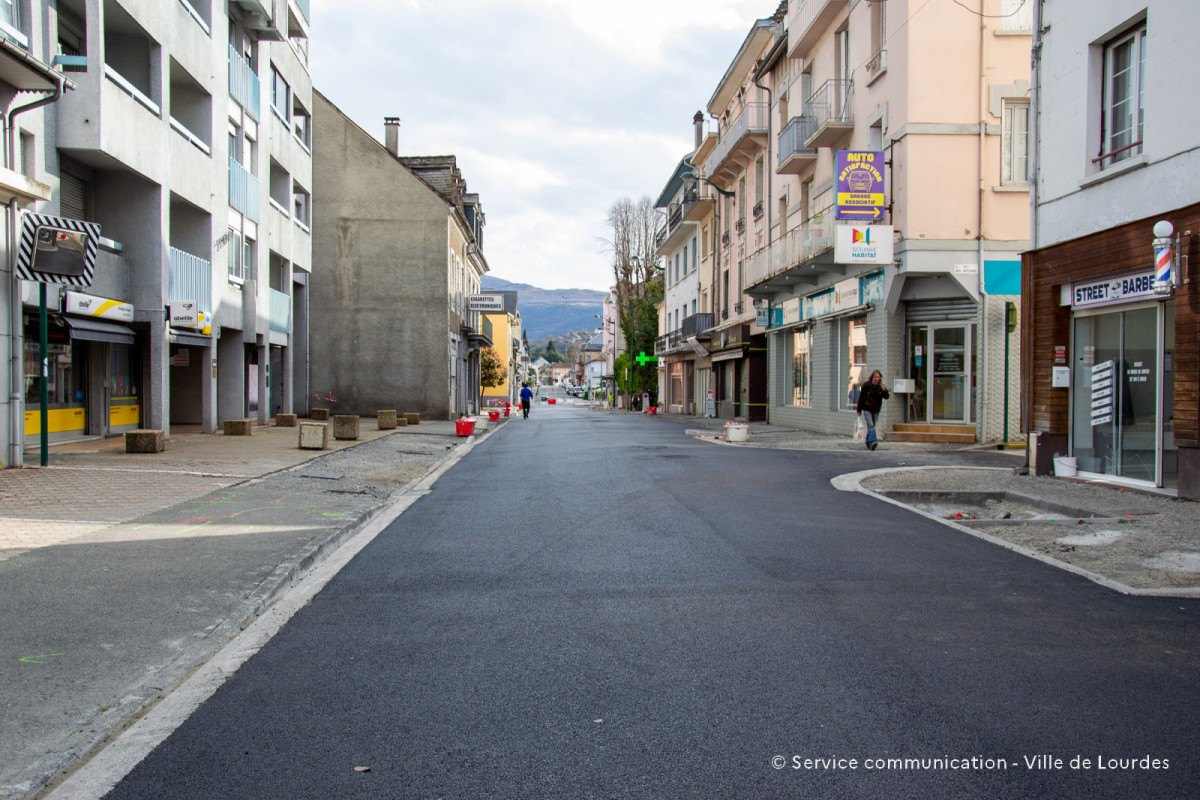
[468,294,505,312]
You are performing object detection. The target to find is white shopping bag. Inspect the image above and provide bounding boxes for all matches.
[853,416,867,443]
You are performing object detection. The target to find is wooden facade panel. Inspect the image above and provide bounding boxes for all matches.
[1026,203,1200,452]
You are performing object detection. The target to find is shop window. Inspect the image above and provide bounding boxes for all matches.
[842,316,868,409]
[792,327,811,407]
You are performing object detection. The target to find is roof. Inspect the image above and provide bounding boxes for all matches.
[706,18,779,115]
[654,154,698,209]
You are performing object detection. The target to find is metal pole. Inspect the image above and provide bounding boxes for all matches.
[39,282,48,466]
[1004,316,1011,444]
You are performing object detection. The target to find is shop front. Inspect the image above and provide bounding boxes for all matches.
[22,289,139,444]
[1066,272,1176,489]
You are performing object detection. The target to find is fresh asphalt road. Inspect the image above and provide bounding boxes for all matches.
[102,406,1200,799]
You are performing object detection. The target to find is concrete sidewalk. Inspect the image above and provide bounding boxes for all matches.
[0,417,498,800]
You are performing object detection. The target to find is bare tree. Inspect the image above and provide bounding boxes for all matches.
[605,196,661,408]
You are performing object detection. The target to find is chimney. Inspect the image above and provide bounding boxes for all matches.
[693,111,704,150]
[384,117,400,155]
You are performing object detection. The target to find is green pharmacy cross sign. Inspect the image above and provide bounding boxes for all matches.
[636,351,658,366]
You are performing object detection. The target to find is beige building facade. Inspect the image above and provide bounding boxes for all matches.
[679,0,1030,442]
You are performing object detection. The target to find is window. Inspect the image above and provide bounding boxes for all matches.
[1001,100,1029,184]
[293,99,311,149]
[793,328,811,407]
[0,0,27,47]
[270,66,290,123]
[293,182,310,229]
[227,229,243,282]
[1101,25,1145,168]
[842,316,868,410]
[1000,0,1033,32]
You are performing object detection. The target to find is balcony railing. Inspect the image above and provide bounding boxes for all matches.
[481,315,493,341]
[170,117,211,155]
[753,201,764,220]
[743,205,836,290]
[704,102,768,178]
[789,0,849,57]
[804,79,854,146]
[168,247,212,313]
[778,115,818,169]
[269,288,291,332]
[104,64,159,117]
[228,45,260,121]
[682,312,713,338]
[295,0,310,22]
[735,218,746,234]
[229,158,261,222]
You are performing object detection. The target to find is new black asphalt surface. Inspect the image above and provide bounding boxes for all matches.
[101,407,1200,799]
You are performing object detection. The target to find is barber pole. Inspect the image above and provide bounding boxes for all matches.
[1152,220,1176,295]
[1155,241,1172,286]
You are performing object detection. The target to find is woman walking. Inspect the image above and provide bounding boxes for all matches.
[855,370,889,450]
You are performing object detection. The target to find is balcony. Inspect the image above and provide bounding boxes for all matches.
[805,79,854,147]
[229,158,261,222]
[228,45,260,121]
[704,102,768,182]
[777,116,818,174]
[788,0,849,58]
[735,218,746,235]
[682,312,714,339]
[743,205,840,297]
[168,247,212,313]
[233,0,285,41]
[269,288,291,332]
[655,201,691,255]
[682,185,715,222]
[295,0,310,23]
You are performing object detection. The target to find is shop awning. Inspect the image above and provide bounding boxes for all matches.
[64,315,135,344]
[169,329,212,347]
[711,347,746,363]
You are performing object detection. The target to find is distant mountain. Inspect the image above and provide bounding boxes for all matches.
[481,276,607,342]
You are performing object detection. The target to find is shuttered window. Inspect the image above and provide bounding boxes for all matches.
[905,298,978,323]
[60,172,87,220]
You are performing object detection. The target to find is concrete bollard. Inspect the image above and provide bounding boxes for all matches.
[404,413,420,425]
[332,414,360,441]
[310,408,331,421]
[275,413,298,427]
[125,429,164,453]
[298,422,330,450]
[223,419,253,436]
[377,410,397,430]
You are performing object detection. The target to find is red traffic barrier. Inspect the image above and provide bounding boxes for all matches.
[504,402,511,417]
[549,398,556,405]
[488,409,500,422]
[455,418,476,436]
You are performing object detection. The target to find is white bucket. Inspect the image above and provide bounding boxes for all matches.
[1053,456,1077,477]
[725,422,749,442]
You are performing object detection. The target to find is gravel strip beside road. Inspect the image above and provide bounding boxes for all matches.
[860,467,1200,593]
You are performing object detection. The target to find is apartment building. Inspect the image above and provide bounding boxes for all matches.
[2,0,312,460]
[1022,0,1199,497]
[684,0,1030,440]
[687,14,782,421]
[310,95,490,419]
[651,143,707,415]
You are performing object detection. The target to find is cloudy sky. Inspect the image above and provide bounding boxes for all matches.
[311,0,773,292]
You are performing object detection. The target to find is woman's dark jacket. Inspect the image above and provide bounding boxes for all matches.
[856,381,889,414]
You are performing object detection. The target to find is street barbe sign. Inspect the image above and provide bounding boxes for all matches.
[467,294,505,312]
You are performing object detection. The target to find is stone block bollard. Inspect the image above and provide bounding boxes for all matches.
[298,422,330,450]
[125,429,164,453]
[377,410,397,430]
[333,414,360,441]
[310,408,331,420]
[395,416,408,427]
[404,412,420,426]
[223,419,253,436]
[275,413,297,427]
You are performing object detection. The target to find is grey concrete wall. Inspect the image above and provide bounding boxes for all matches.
[311,92,452,418]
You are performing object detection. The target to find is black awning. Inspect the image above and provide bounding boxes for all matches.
[169,329,212,347]
[64,315,135,344]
